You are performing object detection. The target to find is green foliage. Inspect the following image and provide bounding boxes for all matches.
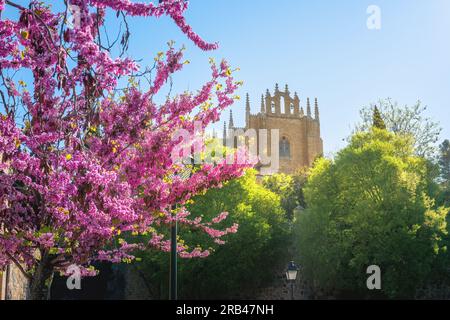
[136,170,291,299]
[263,169,308,219]
[296,128,449,298]
[372,106,386,130]
[356,99,442,158]
[433,139,450,291]
[438,140,450,187]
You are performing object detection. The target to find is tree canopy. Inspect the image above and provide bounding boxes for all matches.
[438,140,450,186]
[296,128,449,298]
[0,0,252,299]
[263,170,308,219]
[136,170,291,299]
[356,99,442,158]
[372,106,386,130]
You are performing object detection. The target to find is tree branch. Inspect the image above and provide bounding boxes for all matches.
[5,252,33,281]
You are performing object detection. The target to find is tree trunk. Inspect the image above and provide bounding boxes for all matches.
[29,253,53,300]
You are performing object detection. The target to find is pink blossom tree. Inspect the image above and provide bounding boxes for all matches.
[0,0,252,299]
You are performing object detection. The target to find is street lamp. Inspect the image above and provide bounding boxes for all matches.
[169,156,194,301]
[286,261,299,300]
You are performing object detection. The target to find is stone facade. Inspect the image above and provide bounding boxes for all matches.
[0,270,4,299]
[0,264,30,300]
[224,84,323,174]
[257,269,311,300]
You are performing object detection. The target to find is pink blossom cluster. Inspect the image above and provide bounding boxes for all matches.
[90,0,218,50]
[0,0,253,279]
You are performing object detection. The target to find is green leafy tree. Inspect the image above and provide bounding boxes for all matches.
[136,170,291,299]
[438,140,450,186]
[433,139,450,293]
[296,128,449,299]
[263,169,308,219]
[434,140,450,209]
[372,106,386,130]
[356,99,442,158]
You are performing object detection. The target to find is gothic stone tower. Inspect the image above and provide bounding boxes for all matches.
[225,84,323,174]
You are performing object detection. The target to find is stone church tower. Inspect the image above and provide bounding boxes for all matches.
[224,84,323,174]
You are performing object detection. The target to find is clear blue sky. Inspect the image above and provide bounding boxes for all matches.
[124,0,450,155]
[3,1,450,155]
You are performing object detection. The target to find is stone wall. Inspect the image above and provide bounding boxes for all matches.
[50,263,155,300]
[0,271,4,299]
[119,264,154,300]
[415,284,450,299]
[2,264,29,300]
[256,269,311,300]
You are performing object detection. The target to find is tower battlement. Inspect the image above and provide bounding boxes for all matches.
[225,84,324,174]
[252,84,320,121]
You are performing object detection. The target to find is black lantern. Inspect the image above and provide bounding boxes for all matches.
[286,261,299,281]
[286,261,299,300]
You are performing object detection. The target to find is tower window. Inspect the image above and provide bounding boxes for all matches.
[271,102,276,113]
[280,137,290,158]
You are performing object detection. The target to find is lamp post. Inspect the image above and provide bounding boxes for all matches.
[169,157,194,300]
[286,261,299,300]
[169,204,178,301]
